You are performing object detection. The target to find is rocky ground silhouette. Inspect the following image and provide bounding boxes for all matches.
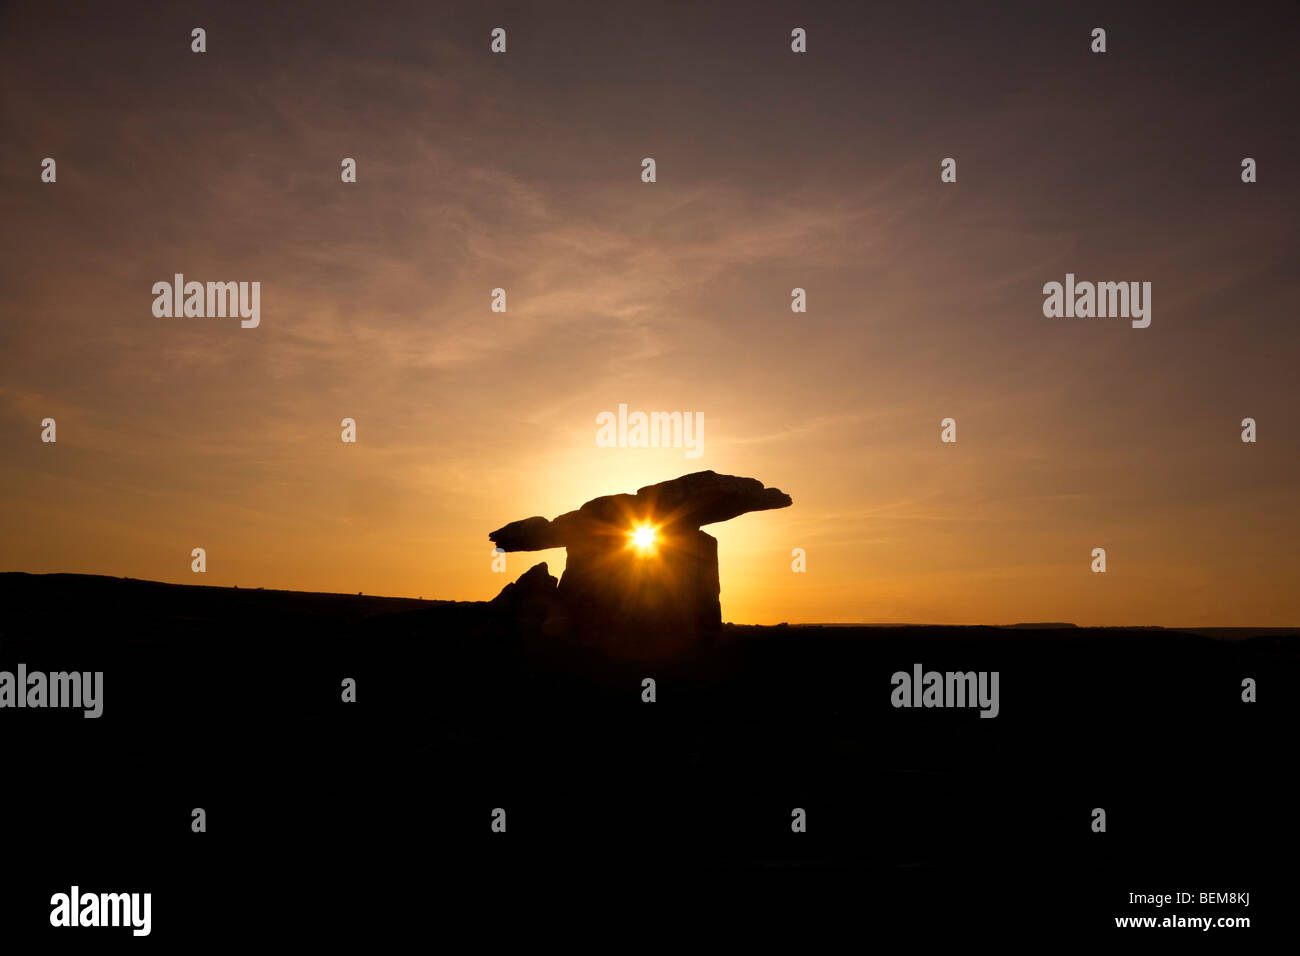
[1,571,1296,940]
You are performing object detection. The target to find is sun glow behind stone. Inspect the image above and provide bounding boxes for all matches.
[631,524,657,552]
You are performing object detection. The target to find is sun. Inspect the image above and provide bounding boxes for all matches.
[631,524,657,552]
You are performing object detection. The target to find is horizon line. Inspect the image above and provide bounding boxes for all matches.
[3,571,1298,632]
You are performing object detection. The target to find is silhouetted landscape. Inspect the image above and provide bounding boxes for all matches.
[6,0,1299,942]
[4,570,1295,938]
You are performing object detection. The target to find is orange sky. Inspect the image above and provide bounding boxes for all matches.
[2,1,1298,624]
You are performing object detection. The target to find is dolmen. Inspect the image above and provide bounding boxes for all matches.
[489,471,792,651]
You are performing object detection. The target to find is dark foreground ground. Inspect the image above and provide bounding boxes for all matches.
[1,572,1296,943]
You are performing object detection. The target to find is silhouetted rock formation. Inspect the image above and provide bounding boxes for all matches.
[490,561,558,629]
[490,471,792,650]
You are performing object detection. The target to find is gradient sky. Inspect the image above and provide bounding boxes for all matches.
[3,0,1298,625]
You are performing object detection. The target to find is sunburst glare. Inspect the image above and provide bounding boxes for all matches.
[631,524,657,552]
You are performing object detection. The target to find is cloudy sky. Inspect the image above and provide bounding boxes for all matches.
[2,0,1297,624]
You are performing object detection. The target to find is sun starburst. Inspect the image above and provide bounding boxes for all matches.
[631,524,657,552]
